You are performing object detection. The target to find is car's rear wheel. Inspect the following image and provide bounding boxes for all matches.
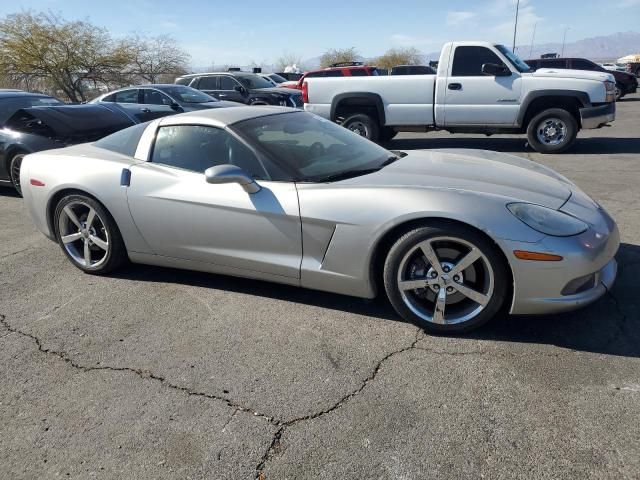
[342,113,380,142]
[383,224,509,333]
[9,152,26,196]
[54,194,127,274]
[614,83,623,101]
[526,108,578,154]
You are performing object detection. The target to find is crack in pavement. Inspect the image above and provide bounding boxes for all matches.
[0,313,430,480]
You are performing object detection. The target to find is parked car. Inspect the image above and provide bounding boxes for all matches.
[599,63,627,72]
[525,57,638,100]
[280,63,379,90]
[626,61,640,78]
[20,107,619,333]
[174,72,303,108]
[304,41,617,153]
[1,98,135,195]
[90,84,239,123]
[390,65,436,75]
[259,73,288,86]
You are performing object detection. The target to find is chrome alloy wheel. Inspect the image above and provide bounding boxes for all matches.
[58,201,110,268]
[347,121,369,137]
[536,118,567,146]
[9,153,25,194]
[396,237,494,325]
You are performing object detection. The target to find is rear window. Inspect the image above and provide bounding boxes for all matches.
[175,77,192,86]
[94,122,148,157]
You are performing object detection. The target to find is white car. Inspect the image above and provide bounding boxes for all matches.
[304,41,617,153]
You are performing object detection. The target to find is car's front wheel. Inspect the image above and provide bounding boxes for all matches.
[9,152,26,196]
[54,194,127,274]
[383,223,509,333]
[526,108,578,154]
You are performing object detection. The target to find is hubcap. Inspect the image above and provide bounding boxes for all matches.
[536,118,567,146]
[58,201,110,268]
[396,237,494,325]
[347,121,369,137]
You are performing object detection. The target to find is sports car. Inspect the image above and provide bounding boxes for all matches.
[20,107,619,333]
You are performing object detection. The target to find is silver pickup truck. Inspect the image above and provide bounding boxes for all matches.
[303,42,617,153]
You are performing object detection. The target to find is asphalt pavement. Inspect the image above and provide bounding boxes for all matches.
[1,95,639,479]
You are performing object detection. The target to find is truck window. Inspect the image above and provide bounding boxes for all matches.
[451,46,505,76]
[572,59,596,71]
[539,59,567,69]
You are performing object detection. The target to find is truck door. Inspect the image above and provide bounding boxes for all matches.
[442,46,521,126]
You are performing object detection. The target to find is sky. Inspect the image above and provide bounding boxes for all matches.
[1,0,639,67]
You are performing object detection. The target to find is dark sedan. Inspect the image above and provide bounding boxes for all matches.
[90,84,240,123]
[525,57,638,100]
[0,97,135,195]
[174,72,304,108]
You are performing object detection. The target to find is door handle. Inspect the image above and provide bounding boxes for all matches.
[141,108,151,113]
[448,83,462,90]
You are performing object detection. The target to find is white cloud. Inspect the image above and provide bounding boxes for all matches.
[446,11,477,26]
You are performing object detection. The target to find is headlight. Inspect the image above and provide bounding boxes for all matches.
[507,203,588,236]
[604,80,616,102]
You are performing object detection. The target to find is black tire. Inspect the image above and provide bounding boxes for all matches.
[342,113,380,142]
[526,108,578,154]
[614,83,623,101]
[379,127,398,142]
[9,152,26,196]
[383,223,509,334]
[54,194,127,275]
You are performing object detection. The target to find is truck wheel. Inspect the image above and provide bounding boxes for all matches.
[379,127,398,142]
[614,84,623,101]
[526,108,578,154]
[342,114,380,142]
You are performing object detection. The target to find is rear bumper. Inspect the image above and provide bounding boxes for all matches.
[580,102,615,129]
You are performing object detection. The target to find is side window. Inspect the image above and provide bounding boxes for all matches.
[113,89,139,103]
[151,125,268,179]
[305,71,325,78]
[102,93,116,102]
[143,89,173,105]
[540,59,567,69]
[324,70,343,77]
[175,77,192,86]
[219,76,239,90]
[451,47,506,76]
[350,69,368,76]
[572,59,595,71]
[196,76,218,90]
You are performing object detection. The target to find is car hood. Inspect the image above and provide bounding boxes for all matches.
[251,86,301,95]
[340,149,573,209]
[528,68,614,82]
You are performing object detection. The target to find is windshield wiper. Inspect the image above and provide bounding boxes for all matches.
[316,168,382,183]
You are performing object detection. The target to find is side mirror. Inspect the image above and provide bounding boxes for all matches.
[170,101,182,110]
[234,85,246,94]
[205,164,261,194]
[482,63,511,77]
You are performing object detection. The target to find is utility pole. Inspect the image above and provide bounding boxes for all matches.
[512,0,520,53]
[529,22,537,58]
[561,27,569,57]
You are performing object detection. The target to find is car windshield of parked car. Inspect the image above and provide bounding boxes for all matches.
[161,86,217,103]
[233,112,396,182]
[0,95,63,125]
[235,74,275,90]
[495,44,532,73]
[269,74,288,83]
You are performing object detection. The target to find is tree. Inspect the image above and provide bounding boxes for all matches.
[125,34,190,83]
[275,51,303,71]
[374,47,423,70]
[319,47,359,68]
[0,11,130,102]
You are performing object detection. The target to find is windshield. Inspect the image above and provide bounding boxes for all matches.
[160,86,217,103]
[0,95,63,125]
[235,74,275,89]
[495,44,532,73]
[269,73,287,83]
[232,112,395,182]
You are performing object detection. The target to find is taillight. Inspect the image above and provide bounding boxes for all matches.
[302,81,309,104]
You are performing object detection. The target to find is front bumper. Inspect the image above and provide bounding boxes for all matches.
[504,198,620,315]
[580,102,615,129]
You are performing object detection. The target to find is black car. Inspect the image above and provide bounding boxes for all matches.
[0,96,135,195]
[174,72,303,108]
[91,84,239,123]
[525,57,638,100]
[390,65,436,75]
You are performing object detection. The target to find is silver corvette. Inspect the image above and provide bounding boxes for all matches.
[20,107,619,333]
